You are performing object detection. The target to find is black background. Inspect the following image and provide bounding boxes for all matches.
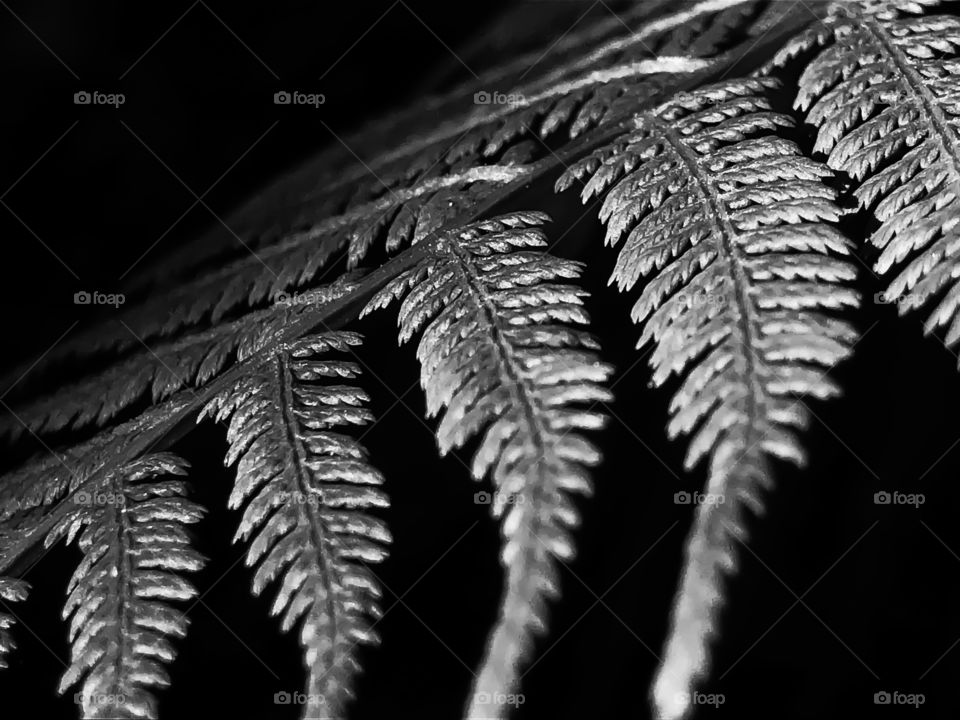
[2,2,960,719]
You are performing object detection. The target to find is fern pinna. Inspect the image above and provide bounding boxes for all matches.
[201,331,389,718]
[47,453,204,719]
[0,577,28,669]
[365,211,612,718]
[559,75,859,719]
[3,0,960,718]
[787,0,960,346]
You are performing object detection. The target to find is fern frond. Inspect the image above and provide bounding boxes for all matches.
[0,275,362,443]
[201,330,388,719]
[0,166,529,391]
[364,211,613,719]
[773,0,945,66]
[1,314,247,443]
[45,453,204,719]
[0,1,759,388]
[0,577,29,669]
[559,76,860,720]
[0,394,195,523]
[794,0,960,346]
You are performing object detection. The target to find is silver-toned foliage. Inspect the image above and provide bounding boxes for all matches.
[6,1,960,718]
[0,394,196,524]
[46,453,204,719]
[0,274,362,444]
[364,211,613,719]
[0,0,754,391]
[0,577,28,669]
[559,76,860,720]
[792,0,960,347]
[201,331,389,720]
[767,0,944,72]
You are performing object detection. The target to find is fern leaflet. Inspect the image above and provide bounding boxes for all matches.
[0,577,28,669]
[200,330,389,719]
[0,0,752,389]
[46,453,204,719]
[0,394,196,524]
[0,275,361,444]
[793,0,960,347]
[558,76,860,719]
[365,211,613,719]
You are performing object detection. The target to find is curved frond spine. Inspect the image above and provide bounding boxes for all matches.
[767,0,944,72]
[46,453,204,719]
[364,211,613,720]
[0,577,29,669]
[559,76,859,720]
[201,331,389,719]
[0,1,782,393]
[0,395,196,524]
[796,0,960,349]
[0,274,362,444]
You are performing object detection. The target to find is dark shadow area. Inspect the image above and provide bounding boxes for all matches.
[2,2,960,719]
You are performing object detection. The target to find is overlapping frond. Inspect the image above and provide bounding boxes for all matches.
[793,0,960,347]
[45,453,204,719]
[768,0,944,71]
[0,394,195,523]
[0,4,910,718]
[0,1,761,394]
[0,275,361,444]
[38,58,692,368]
[559,76,859,719]
[364,211,612,719]
[0,577,28,669]
[201,331,388,719]
[0,167,530,393]
[0,313,252,444]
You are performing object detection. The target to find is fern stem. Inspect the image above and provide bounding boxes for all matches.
[107,476,134,701]
[0,14,818,581]
[648,111,766,720]
[444,237,553,717]
[276,353,341,668]
[317,0,754,191]
[653,114,764,454]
